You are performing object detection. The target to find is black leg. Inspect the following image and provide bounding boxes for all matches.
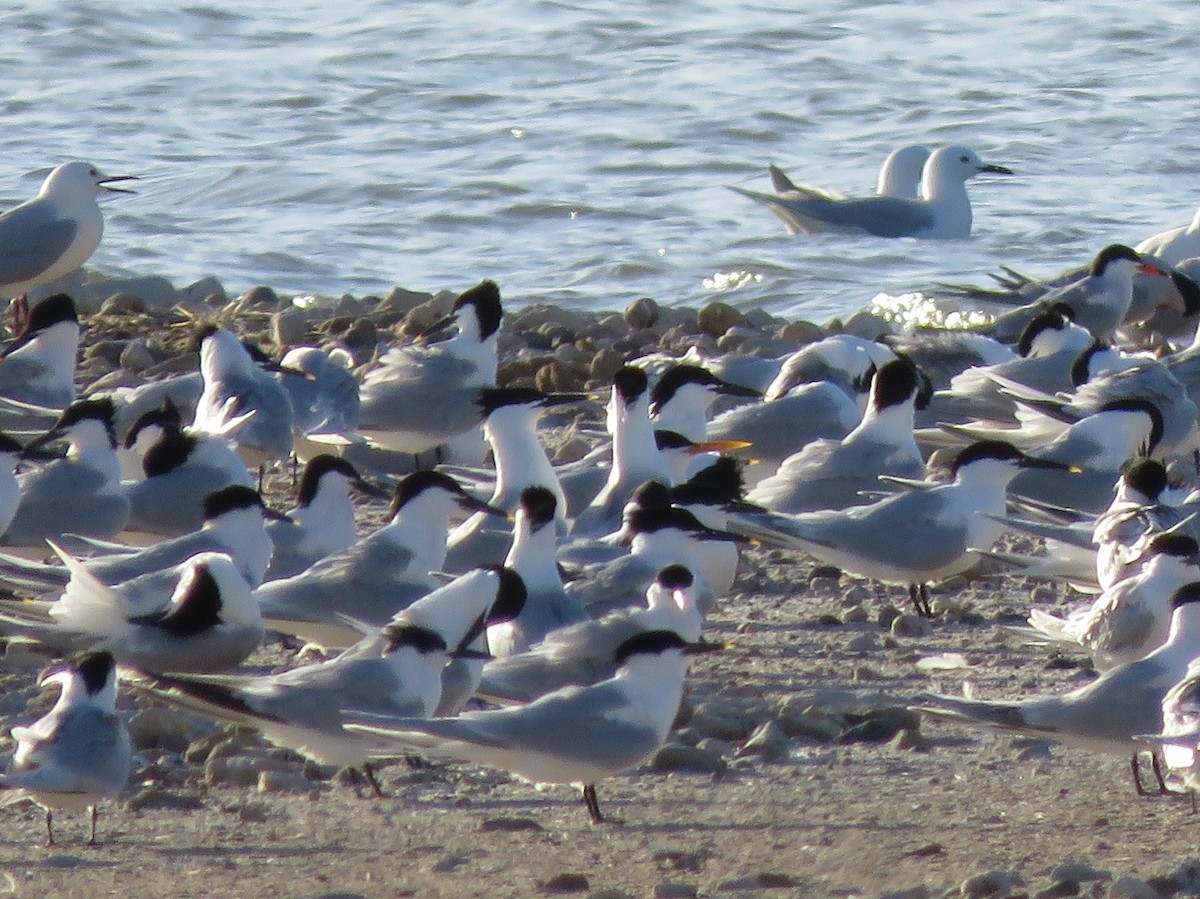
[45,809,54,847]
[582,783,604,824]
[347,766,365,799]
[919,584,932,618]
[1132,753,1158,797]
[363,762,386,798]
[291,453,299,487]
[909,584,922,617]
[89,805,99,845]
[258,463,266,493]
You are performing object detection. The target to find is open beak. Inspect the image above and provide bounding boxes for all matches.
[99,174,139,195]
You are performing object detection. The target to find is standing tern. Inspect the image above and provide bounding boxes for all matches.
[0,651,131,845]
[487,486,586,657]
[278,346,361,461]
[191,325,296,470]
[1137,657,1200,797]
[0,162,137,302]
[127,566,525,795]
[730,145,1012,239]
[917,582,1200,775]
[729,440,1074,617]
[347,628,720,824]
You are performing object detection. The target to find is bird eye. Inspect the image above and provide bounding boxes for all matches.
[960,155,970,163]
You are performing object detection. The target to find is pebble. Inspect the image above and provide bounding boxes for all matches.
[100,292,147,316]
[697,301,749,337]
[540,873,589,894]
[126,786,205,812]
[624,297,661,330]
[80,275,177,313]
[880,889,930,899]
[888,728,927,751]
[127,707,197,753]
[960,869,1020,898]
[590,347,625,381]
[846,631,878,651]
[687,709,747,742]
[773,710,840,743]
[653,882,698,899]
[257,769,318,794]
[891,614,934,638]
[238,285,281,309]
[716,873,798,892]
[118,338,157,373]
[272,307,309,349]
[1033,881,1080,899]
[737,720,790,761]
[179,275,226,307]
[1049,862,1109,884]
[1106,876,1156,899]
[651,742,728,774]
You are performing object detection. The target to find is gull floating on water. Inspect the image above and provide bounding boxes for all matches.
[730,145,1012,239]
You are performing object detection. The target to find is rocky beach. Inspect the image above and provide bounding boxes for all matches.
[0,270,1192,899]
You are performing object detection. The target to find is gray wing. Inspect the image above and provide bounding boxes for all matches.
[0,202,78,286]
[5,463,129,545]
[9,705,130,796]
[732,187,934,238]
[706,385,859,471]
[126,465,243,538]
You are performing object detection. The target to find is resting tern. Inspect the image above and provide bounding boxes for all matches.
[264,455,385,581]
[748,356,931,514]
[648,363,760,443]
[0,293,81,416]
[257,470,505,647]
[3,398,130,547]
[0,651,131,845]
[479,563,705,706]
[0,548,263,673]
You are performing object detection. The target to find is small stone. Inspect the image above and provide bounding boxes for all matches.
[891,614,934,638]
[654,882,699,899]
[651,742,728,774]
[377,286,433,314]
[960,869,1019,898]
[1169,860,1200,894]
[838,708,921,745]
[272,307,308,349]
[737,720,790,761]
[685,709,746,742]
[877,605,902,629]
[541,872,589,894]
[99,292,147,316]
[342,317,378,352]
[880,889,931,899]
[889,728,928,751]
[715,873,797,892]
[776,319,823,345]
[845,631,877,651]
[841,584,873,607]
[843,309,891,340]
[126,786,205,812]
[127,707,195,753]
[480,817,543,832]
[239,285,281,309]
[1049,863,1109,884]
[809,576,840,594]
[118,339,156,373]
[1034,882,1080,899]
[624,297,660,330]
[697,301,749,337]
[810,564,842,580]
[774,710,839,743]
[536,360,585,393]
[79,275,176,313]
[204,757,261,787]
[590,347,625,382]
[1106,876,1157,899]
[696,737,735,758]
[179,276,225,307]
[257,769,317,794]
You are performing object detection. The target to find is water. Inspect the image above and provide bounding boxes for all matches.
[1,1,1197,322]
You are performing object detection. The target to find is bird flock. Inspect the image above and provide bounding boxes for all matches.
[1,153,1200,856]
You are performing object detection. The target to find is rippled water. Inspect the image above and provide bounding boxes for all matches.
[0,1,1197,321]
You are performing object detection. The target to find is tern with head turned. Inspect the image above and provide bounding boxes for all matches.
[0,651,131,845]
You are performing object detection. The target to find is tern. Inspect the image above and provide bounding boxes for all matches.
[0,651,131,845]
